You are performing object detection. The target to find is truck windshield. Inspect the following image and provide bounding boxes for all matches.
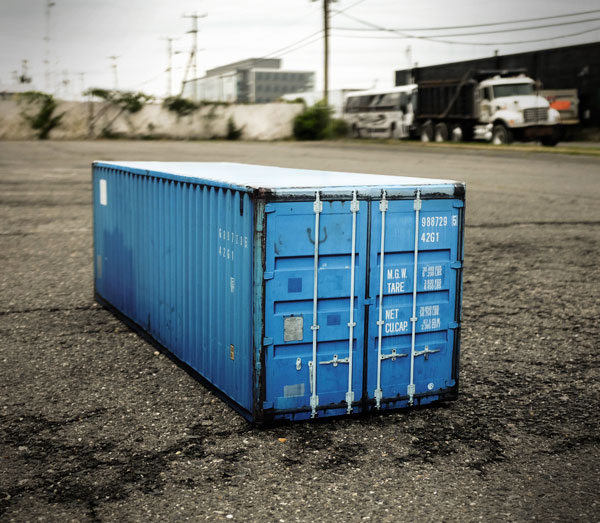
[493,83,534,98]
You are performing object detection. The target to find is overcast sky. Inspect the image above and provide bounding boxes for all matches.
[1,0,599,99]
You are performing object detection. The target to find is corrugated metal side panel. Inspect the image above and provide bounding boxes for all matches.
[93,166,254,412]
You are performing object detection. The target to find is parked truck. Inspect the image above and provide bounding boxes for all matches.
[343,69,562,146]
[417,69,561,145]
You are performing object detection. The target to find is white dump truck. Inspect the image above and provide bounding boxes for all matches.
[343,69,562,146]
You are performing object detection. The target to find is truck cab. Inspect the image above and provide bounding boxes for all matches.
[477,74,560,145]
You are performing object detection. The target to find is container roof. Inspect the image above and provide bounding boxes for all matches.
[95,161,463,197]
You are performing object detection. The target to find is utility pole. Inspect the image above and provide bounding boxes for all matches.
[182,12,207,101]
[323,0,330,105]
[108,56,119,91]
[61,69,70,99]
[312,0,334,105]
[20,60,32,84]
[44,0,55,92]
[161,37,179,98]
[79,72,86,101]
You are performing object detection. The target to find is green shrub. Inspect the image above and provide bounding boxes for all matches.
[85,88,153,113]
[226,117,243,140]
[326,118,349,138]
[163,96,199,117]
[293,101,331,140]
[18,91,64,139]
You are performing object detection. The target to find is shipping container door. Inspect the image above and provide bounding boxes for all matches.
[367,195,462,409]
[264,197,368,418]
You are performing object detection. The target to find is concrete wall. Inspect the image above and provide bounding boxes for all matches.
[0,99,303,140]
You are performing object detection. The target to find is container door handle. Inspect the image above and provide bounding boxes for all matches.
[414,345,440,360]
[319,354,350,367]
[380,348,408,361]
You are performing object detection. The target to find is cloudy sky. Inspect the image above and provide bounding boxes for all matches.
[1,0,599,99]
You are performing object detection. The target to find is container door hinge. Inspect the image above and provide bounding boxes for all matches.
[264,204,276,214]
[448,321,460,329]
[263,271,274,280]
[263,337,273,346]
[452,201,464,208]
[414,345,440,360]
[450,261,462,269]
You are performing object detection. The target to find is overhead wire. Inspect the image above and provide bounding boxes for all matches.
[334,16,600,38]
[251,0,367,61]
[333,8,600,32]
[331,25,600,45]
[335,10,600,46]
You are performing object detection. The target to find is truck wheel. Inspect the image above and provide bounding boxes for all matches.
[541,136,558,147]
[420,123,433,143]
[450,125,463,142]
[492,124,513,145]
[434,123,448,142]
[541,129,559,147]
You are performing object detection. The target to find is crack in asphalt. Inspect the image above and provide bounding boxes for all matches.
[0,306,97,316]
[469,221,600,228]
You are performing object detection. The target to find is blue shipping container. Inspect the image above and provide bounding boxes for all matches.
[93,162,465,423]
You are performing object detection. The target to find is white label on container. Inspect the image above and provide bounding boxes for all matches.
[284,316,304,342]
[284,383,305,398]
[99,179,107,206]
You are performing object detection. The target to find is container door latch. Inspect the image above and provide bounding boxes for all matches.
[319,354,350,367]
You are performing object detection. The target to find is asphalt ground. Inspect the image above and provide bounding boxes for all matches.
[1,140,599,522]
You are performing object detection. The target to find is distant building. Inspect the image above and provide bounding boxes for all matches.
[182,58,315,103]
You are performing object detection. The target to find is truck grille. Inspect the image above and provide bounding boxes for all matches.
[524,107,548,122]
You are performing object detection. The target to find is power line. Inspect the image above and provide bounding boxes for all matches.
[334,16,600,38]
[136,0,362,94]
[237,0,367,65]
[330,25,600,46]
[333,11,600,46]
[334,8,600,32]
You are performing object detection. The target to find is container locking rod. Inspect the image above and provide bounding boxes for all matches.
[408,190,422,406]
[346,191,359,414]
[374,191,388,409]
[310,191,322,418]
